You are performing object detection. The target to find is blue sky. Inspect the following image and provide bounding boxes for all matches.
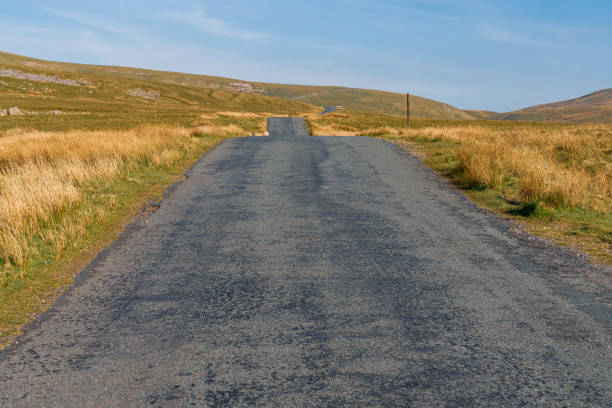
[1,0,610,111]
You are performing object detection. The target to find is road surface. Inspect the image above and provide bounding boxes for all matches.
[322,106,338,115]
[0,118,610,407]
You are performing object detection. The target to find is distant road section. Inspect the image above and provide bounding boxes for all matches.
[267,116,309,137]
[0,118,610,406]
[322,105,338,115]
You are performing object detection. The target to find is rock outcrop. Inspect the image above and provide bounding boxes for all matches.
[0,68,91,86]
[0,107,75,116]
[7,106,23,116]
[128,88,161,100]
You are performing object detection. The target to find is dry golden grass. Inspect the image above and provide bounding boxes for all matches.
[309,118,612,212]
[216,111,262,118]
[411,125,611,211]
[328,112,350,118]
[193,111,269,134]
[311,125,356,136]
[0,124,246,279]
[197,113,219,119]
[191,124,249,137]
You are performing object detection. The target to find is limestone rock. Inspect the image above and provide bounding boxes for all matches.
[7,107,23,116]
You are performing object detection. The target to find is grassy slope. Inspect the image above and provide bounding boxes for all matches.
[255,84,475,119]
[0,52,317,131]
[463,109,498,119]
[492,89,612,123]
[0,51,477,121]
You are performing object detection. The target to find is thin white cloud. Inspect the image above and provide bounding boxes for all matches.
[162,10,267,40]
[47,9,138,37]
[479,19,610,49]
[480,24,560,48]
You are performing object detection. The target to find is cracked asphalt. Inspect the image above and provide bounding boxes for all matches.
[0,117,610,407]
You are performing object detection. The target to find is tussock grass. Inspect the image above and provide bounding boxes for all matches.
[193,111,270,135]
[0,124,245,283]
[311,125,356,136]
[216,111,262,118]
[404,126,610,212]
[191,124,248,137]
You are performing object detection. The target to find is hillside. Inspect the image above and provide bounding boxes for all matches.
[492,89,612,123]
[463,110,498,120]
[286,88,475,119]
[0,52,319,130]
[0,51,475,124]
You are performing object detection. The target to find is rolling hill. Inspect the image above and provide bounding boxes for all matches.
[462,110,498,120]
[491,89,612,123]
[285,88,475,119]
[0,52,318,130]
[0,51,476,126]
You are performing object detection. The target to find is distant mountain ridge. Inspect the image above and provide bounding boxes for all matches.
[0,51,474,120]
[491,89,612,123]
[2,51,609,123]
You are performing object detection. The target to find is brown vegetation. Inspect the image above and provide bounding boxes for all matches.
[310,120,611,212]
[306,112,612,262]
[0,124,246,282]
[449,126,611,211]
[492,89,612,123]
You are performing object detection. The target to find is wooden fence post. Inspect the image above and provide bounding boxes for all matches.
[407,93,411,128]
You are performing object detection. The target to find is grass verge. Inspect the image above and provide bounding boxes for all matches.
[305,110,612,264]
[0,121,250,349]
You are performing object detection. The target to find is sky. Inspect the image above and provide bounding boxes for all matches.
[1,0,611,112]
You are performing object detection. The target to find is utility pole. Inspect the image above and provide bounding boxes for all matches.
[406,92,411,128]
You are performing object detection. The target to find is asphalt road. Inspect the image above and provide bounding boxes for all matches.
[322,106,338,115]
[1,118,610,407]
